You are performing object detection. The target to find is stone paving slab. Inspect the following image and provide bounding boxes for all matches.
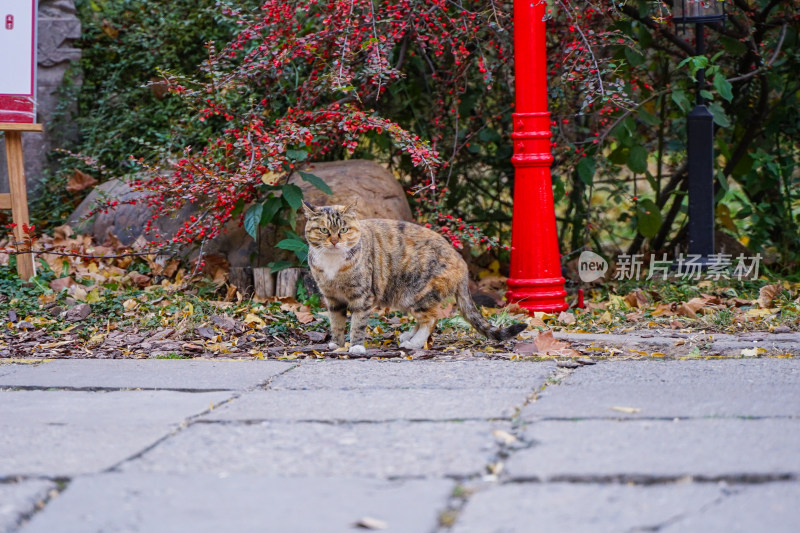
[662,482,800,532]
[0,365,19,379]
[555,331,800,355]
[270,360,555,390]
[451,482,726,533]
[202,388,530,422]
[452,481,800,533]
[506,419,800,480]
[20,474,453,533]
[0,390,232,476]
[123,420,507,478]
[525,359,800,419]
[0,480,54,533]
[0,360,294,391]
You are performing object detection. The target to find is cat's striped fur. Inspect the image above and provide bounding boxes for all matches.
[303,202,526,354]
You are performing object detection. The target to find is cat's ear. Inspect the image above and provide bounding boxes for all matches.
[342,199,359,216]
[302,201,318,217]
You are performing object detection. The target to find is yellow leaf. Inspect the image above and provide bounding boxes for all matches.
[244,313,266,329]
[123,299,139,311]
[37,341,73,349]
[87,333,106,346]
[69,285,88,301]
[741,347,767,357]
[85,289,103,304]
[261,171,281,185]
[716,203,738,234]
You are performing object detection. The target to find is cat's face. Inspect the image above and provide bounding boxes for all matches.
[303,202,361,251]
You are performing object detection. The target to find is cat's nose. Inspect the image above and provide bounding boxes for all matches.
[330,238,339,245]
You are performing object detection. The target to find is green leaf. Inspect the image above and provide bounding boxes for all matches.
[285,149,308,161]
[627,145,648,174]
[576,157,595,185]
[298,171,332,195]
[700,90,714,102]
[713,73,733,102]
[276,238,308,252]
[286,208,298,233]
[636,198,662,238]
[609,146,630,165]
[708,102,731,127]
[277,238,309,263]
[678,55,709,79]
[478,128,501,143]
[243,204,262,240]
[230,198,246,219]
[260,196,284,226]
[671,90,691,113]
[624,47,645,67]
[645,171,658,191]
[638,108,661,126]
[268,260,294,273]
[283,228,303,241]
[719,35,747,55]
[281,183,304,210]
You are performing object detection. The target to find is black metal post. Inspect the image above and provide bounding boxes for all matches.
[686,22,715,258]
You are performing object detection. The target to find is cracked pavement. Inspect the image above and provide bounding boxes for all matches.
[1,357,798,532]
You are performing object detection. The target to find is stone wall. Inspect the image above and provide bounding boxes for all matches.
[0,0,81,195]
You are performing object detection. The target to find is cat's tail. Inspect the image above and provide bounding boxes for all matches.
[455,280,527,341]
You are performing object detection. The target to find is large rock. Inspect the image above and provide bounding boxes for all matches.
[299,160,413,220]
[68,160,412,267]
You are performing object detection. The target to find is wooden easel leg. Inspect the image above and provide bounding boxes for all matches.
[5,131,36,280]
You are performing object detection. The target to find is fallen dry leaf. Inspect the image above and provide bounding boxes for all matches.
[49,277,76,292]
[128,271,151,288]
[757,284,783,309]
[676,297,711,319]
[492,429,517,445]
[623,290,649,309]
[294,309,316,324]
[515,330,580,357]
[652,302,678,317]
[354,517,388,530]
[243,313,266,329]
[557,311,576,325]
[610,406,641,414]
[66,169,98,193]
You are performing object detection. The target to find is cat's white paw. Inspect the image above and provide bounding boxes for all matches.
[398,330,416,343]
[399,340,425,350]
[327,342,340,351]
[348,344,366,354]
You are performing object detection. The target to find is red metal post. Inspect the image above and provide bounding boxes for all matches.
[506,0,568,312]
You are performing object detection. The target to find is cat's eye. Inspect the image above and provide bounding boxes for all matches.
[319,228,330,234]
[340,228,349,234]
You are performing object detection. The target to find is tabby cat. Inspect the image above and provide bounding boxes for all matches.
[303,201,527,354]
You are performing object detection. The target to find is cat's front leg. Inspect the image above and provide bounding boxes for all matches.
[347,305,372,354]
[326,298,347,350]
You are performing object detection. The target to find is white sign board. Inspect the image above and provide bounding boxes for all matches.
[0,0,37,122]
